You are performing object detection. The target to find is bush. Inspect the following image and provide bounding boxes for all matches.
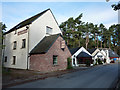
[98,59,103,65]
[2,67,11,75]
[94,59,98,65]
[67,57,73,69]
[85,59,90,66]
[104,59,106,63]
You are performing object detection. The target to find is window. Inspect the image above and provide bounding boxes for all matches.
[46,26,52,34]
[4,56,7,62]
[53,55,58,65]
[22,39,26,48]
[13,41,17,50]
[12,56,16,65]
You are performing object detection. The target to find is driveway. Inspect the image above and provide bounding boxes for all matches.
[10,63,119,88]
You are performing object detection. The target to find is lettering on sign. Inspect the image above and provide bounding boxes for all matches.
[18,29,27,35]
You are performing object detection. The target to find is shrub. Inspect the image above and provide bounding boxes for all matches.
[67,57,73,69]
[94,59,98,65]
[98,59,103,65]
[104,59,106,63]
[2,67,11,75]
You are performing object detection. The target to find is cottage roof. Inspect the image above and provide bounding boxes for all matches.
[109,49,119,58]
[87,48,97,54]
[69,47,81,55]
[4,9,50,34]
[77,51,92,58]
[30,34,61,54]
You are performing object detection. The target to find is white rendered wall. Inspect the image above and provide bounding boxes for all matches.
[101,50,110,63]
[3,9,62,69]
[3,26,28,69]
[94,51,105,60]
[29,10,62,52]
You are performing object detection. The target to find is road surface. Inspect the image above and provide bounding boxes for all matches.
[10,63,119,88]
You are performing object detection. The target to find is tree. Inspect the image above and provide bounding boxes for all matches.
[0,22,7,48]
[91,24,99,48]
[112,2,120,11]
[0,22,7,65]
[106,0,120,11]
[59,13,83,48]
[99,23,105,48]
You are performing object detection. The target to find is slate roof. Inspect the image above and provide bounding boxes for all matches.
[109,49,119,58]
[4,9,50,34]
[69,47,81,55]
[87,48,97,54]
[77,51,92,58]
[30,34,61,54]
[99,48,119,58]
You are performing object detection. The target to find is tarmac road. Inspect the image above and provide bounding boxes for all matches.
[10,63,119,88]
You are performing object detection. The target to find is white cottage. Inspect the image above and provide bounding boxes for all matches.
[69,47,92,66]
[100,48,119,63]
[88,48,107,64]
[2,9,62,69]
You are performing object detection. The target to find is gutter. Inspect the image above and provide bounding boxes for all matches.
[26,25,30,70]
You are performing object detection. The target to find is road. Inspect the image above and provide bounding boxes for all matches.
[10,63,119,88]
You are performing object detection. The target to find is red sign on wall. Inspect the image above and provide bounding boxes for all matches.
[61,40,65,49]
[18,29,27,35]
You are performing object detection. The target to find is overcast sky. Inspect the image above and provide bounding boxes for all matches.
[1,1,118,31]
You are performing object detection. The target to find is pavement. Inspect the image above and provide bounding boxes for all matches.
[5,63,119,88]
[2,66,90,88]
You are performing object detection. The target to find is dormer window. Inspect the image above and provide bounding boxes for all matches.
[46,26,52,34]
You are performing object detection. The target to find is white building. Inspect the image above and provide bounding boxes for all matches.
[70,47,92,66]
[2,9,62,69]
[88,48,107,64]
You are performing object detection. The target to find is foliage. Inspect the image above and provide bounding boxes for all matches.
[59,14,120,56]
[0,22,7,49]
[67,57,73,69]
[85,59,90,66]
[104,59,106,63]
[2,67,11,75]
[98,59,103,65]
[95,59,98,65]
[112,2,120,11]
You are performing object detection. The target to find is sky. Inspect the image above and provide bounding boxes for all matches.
[1,1,119,31]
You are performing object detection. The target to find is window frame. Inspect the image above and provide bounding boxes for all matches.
[12,56,16,65]
[21,39,26,48]
[4,56,7,62]
[53,55,58,65]
[13,41,17,50]
[46,26,53,34]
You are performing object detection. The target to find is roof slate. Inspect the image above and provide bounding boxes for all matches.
[87,48,97,54]
[109,49,119,57]
[30,34,60,54]
[69,47,81,55]
[4,9,50,34]
[77,51,92,58]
